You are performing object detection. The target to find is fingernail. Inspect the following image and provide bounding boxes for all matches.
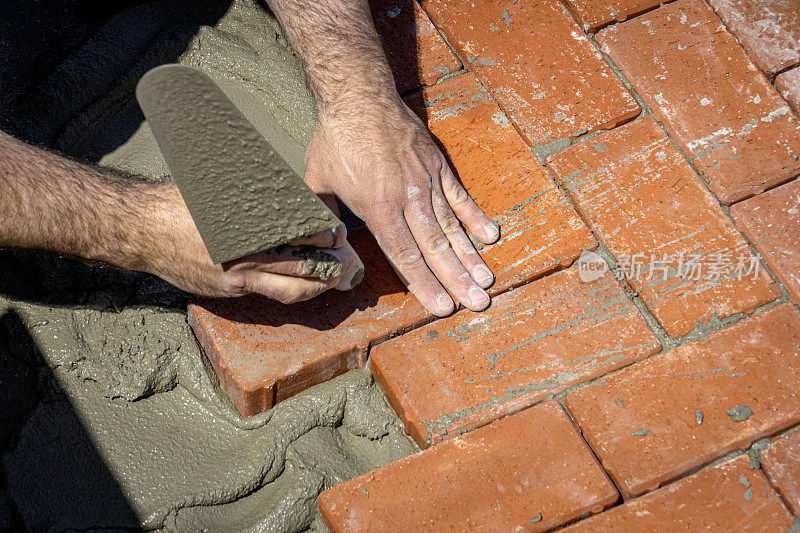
[484,223,500,242]
[436,293,454,315]
[468,286,490,307]
[473,264,494,285]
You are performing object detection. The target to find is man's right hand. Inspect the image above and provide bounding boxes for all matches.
[147,184,364,303]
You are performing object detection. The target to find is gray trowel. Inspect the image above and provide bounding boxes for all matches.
[136,64,358,286]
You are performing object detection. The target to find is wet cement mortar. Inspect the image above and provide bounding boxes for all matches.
[0,0,416,530]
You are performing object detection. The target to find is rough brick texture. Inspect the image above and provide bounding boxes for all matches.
[548,118,779,338]
[776,67,800,115]
[564,455,794,531]
[707,0,800,77]
[731,179,800,307]
[562,0,668,32]
[406,73,595,296]
[762,430,800,515]
[372,264,660,448]
[188,227,428,416]
[597,0,800,205]
[566,304,800,497]
[421,0,640,146]
[371,0,461,93]
[318,402,618,532]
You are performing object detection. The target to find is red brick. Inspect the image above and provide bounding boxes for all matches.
[188,227,428,417]
[406,73,595,296]
[371,264,660,448]
[548,118,779,337]
[564,455,794,531]
[562,0,669,32]
[371,0,462,93]
[597,0,800,205]
[707,0,800,77]
[421,0,640,146]
[731,179,800,307]
[762,430,800,515]
[565,304,800,497]
[776,67,800,116]
[318,402,618,532]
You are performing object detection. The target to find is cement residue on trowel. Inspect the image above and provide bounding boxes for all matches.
[290,246,343,281]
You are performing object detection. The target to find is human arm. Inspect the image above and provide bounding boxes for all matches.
[0,130,360,303]
[264,0,501,316]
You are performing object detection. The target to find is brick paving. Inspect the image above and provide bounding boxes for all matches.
[318,403,618,532]
[188,0,800,528]
[597,0,800,205]
[762,430,800,516]
[777,67,800,116]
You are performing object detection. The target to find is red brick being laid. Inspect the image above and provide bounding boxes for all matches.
[318,402,618,532]
[563,454,794,531]
[565,304,800,497]
[761,430,800,515]
[731,178,800,307]
[405,73,595,296]
[706,0,800,77]
[562,0,670,32]
[371,263,660,448]
[188,227,429,417]
[548,117,780,338]
[597,0,800,205]
[776,67,800,115]
[420,0,640,146]
[371,0,462,93]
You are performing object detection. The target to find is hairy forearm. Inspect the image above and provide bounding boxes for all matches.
[0,130,176,272]
[264,0,398,116]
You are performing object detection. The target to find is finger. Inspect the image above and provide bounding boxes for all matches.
[404,181,490,312]
[288,223,347,249]
[375,217,455,317]
[242,270,339,304]
[440,160,500,245]
[431,190,494,290]
[328,240,365,291]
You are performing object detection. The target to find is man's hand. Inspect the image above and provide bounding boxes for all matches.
[305,97,499,316]
[266,0,500,316]
[0,130,362,304]
[149,185,363,302]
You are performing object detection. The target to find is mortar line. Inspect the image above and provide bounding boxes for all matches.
[556,400,627,512]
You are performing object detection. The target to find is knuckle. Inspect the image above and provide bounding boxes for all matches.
[439,214,463,235]
[393,245,424,268]
[426,234,451,255]
[444,179,470,207]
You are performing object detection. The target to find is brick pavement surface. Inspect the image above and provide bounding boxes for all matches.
[421,0,640,146]
[188,0,800,526]
[762,430,800,516]
[597,0,800,205]
[372,264,659,447]
[318,402,618,532]
[563,455,794,531]
[776,67,800,115]
[566,304,800,497]
[549,117,779,337]
[562,0,670,32]
[731,179,800,307]
[706,0,800,77]
[371,0,461,93]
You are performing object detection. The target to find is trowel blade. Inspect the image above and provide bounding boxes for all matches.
[136,64,341,264]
